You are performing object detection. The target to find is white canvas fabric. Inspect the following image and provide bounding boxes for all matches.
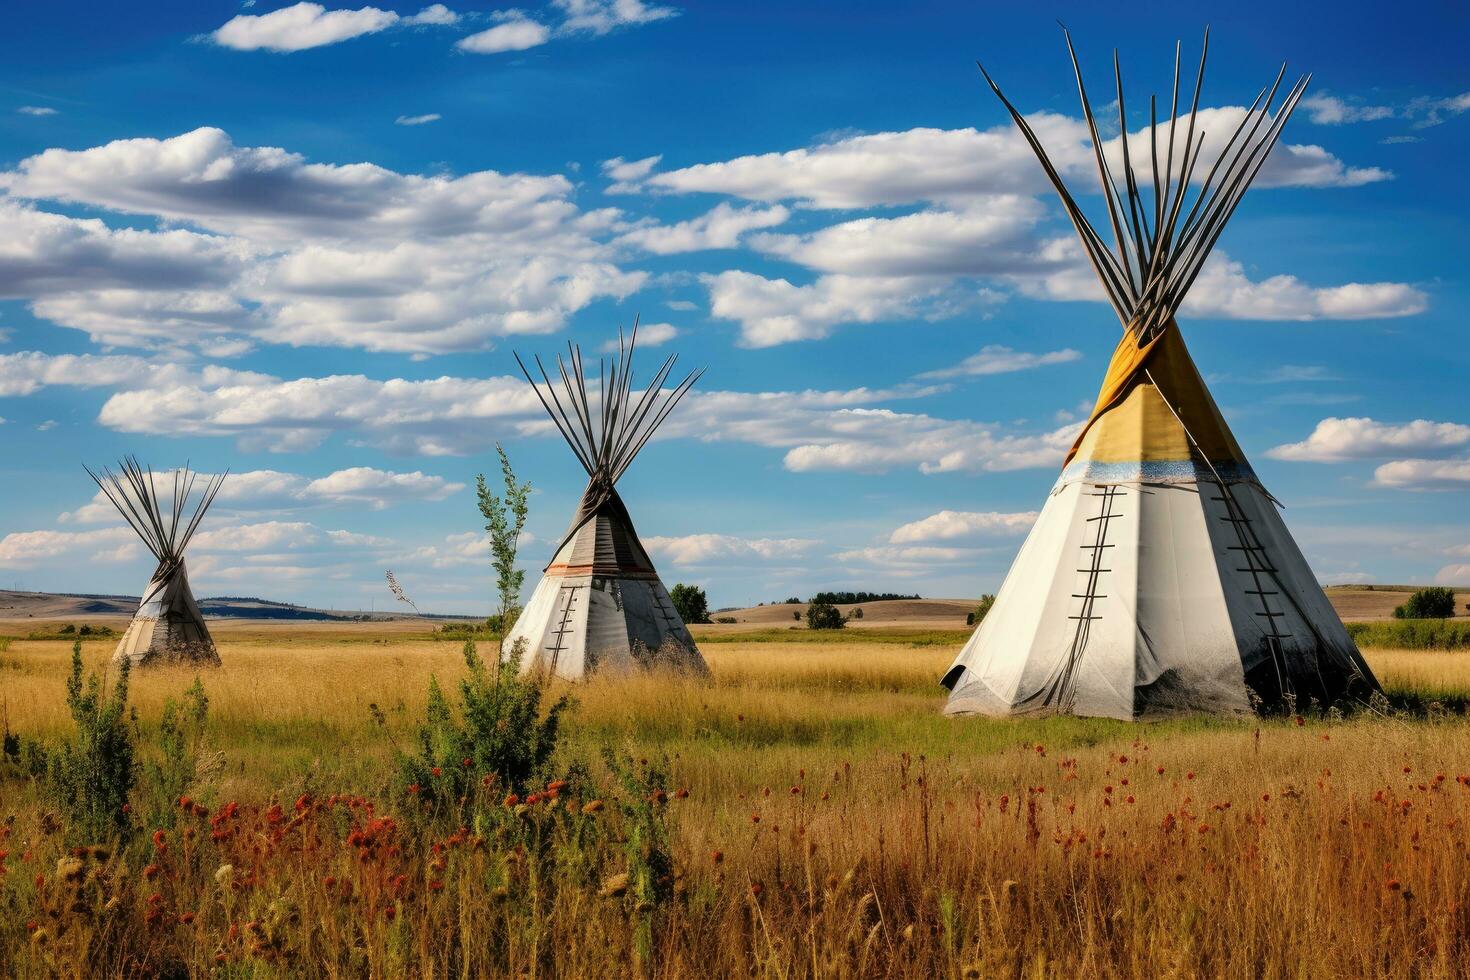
[506,487,703,680]
[941,33,1380,719]
[87,458,225,670]
[114,559,220,668]
[942,478,1373,720]
[504,329,706,681]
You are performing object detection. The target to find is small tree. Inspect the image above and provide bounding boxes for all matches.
[806,600,845,630]
[669,584,711,625]
[792,610,801,621]
[976,593,999,625]
[477,444,532,652]
[48,643,136,844]
[851,607,864,620]
[1394,586,1457,619]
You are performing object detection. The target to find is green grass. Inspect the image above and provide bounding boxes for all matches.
[692,627,972,646]
[1346,619,1470,650]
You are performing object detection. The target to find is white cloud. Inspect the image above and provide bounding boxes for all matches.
[553,0,677,35]
[643,534,816,566]
[96,369,545,454]
[0,128,643,354]
[628,115,1388,210]
[888,510,1038,544]
[1023,242,1426,322]
[191,519,392,552]
[404,3,459,25]
[303,466,463,507]
[1372,458,1470,491]
[832,544,974,565]
[61,465,464,523]
[599,322,676,351]
[1434,564,1470,586]
[17,106,57,117]
[706,270,986,348]
[0,527,138,567]
[1268,417,1470,462]
[0,351,156,397]
[395,113,442,126]
[1303,92,1396,125]
[1408,92,1470,129]
[618,203,788,255]
[210,2,401,52]
[601,154,661,192]
[919,344,1080,380]
[456,12,551,54]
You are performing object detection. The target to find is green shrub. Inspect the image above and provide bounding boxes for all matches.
[968,594,997,628]
[387,639,572,828]
[670,584,712,625]
[138,677,210,829]
[806,601,845,631]
[1393,587,1457,619]
[47,642,136,844]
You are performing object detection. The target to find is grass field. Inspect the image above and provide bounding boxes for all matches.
[3,625,1470,976]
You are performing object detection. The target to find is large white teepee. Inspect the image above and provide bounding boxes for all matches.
[941,31,1381,721]
[87,458,226,668]
[503,327,708,680]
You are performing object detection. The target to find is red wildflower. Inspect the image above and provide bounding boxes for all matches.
[432,767,442,778]
[503,794,519,807]
[180,912,195,925]
[711,850,724,864]
[408,784,420,796]
[750,881,763,897]
[1387,878,1402,891]
[462,758,472,768]
[429,880,445,892]
[675,788,689,799]
[144,864,161,880]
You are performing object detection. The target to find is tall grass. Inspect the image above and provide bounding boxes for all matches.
[2,633,1470,975]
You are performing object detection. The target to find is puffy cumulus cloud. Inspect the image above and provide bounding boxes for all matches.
[0,128,642,354]
[1267,417,1470,463]
[919,345,1080,380]
[1435,564,1470,585]
[96,370,546,454]
[61,466,464,523]
[831,544,975,566]
[209,3,458,52]
[302,467,464,507]
[0,351,155,397]
[888,510,1038,544]
[750,199,1052,277]
[456,12,551,54]
[618,203,789,255]
[211,3,401,51]
[553,0,678,35]
[706,270,988,348]
[190,520,393,553]
[667,388,1081,475]
[0,202,252,298]
[88,361,1067,477]
[1020,241,1426,322]
[600,322,676,351]
[1303,93,1397,126]
[0,527,138,567]
[643,534,817,566]
[1372,458,1470,491]
[626,113,1387,209]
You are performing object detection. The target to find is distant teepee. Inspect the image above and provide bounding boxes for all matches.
[504,326,707,680]
[87,458,225,668]
[940,31,1380,720]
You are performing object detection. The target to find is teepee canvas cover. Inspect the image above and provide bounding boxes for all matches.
[87,458,225,668]
[941,32,1380,720]
[504,328,707,680]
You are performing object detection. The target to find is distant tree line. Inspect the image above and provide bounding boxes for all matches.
[808,591,921,605]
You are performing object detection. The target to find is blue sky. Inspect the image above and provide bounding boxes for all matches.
[1,0,1467,613]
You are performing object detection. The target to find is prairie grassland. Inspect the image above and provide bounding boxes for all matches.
[3,630,1470,976]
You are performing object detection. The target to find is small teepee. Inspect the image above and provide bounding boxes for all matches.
[504,327,708,680]
[941,31,1380,720]
[87,458,225,668]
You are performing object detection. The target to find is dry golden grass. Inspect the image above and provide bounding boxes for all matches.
[4,629,1470,976]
